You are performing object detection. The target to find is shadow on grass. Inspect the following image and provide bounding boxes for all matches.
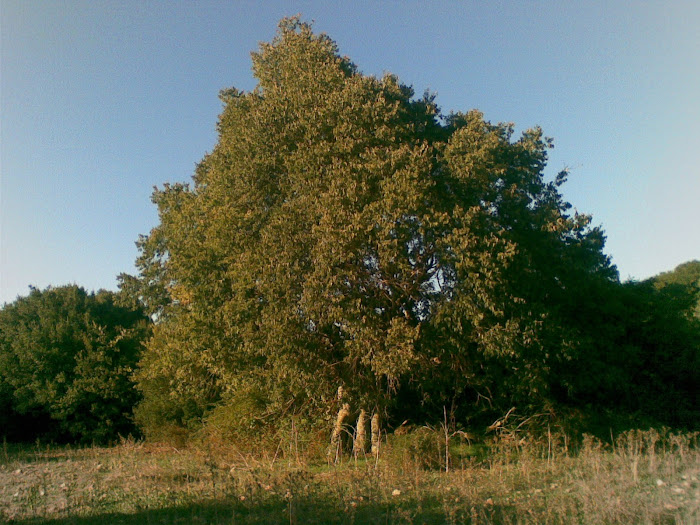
[7,495,519,524]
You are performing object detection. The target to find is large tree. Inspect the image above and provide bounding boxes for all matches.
[128,18,617,437]
[651,260,700,318]
[0,285,149,442]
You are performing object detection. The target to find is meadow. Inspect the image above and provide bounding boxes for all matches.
[2,428,698,524]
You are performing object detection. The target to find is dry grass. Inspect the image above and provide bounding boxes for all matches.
[1,429,698,524]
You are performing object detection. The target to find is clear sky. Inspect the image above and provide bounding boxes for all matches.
[2,1,699,305]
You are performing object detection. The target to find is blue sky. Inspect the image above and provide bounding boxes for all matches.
[2,1,699,304]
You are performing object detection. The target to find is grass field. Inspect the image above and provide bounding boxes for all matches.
[2,428,698,524]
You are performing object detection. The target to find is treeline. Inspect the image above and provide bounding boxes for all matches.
[1,18,698,444]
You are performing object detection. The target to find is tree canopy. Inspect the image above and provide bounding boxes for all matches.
[126,18,697,438]
[0,285,149,442]
[651,260,700,318]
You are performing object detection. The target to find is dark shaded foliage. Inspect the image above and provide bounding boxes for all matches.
[0,285,150,443]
